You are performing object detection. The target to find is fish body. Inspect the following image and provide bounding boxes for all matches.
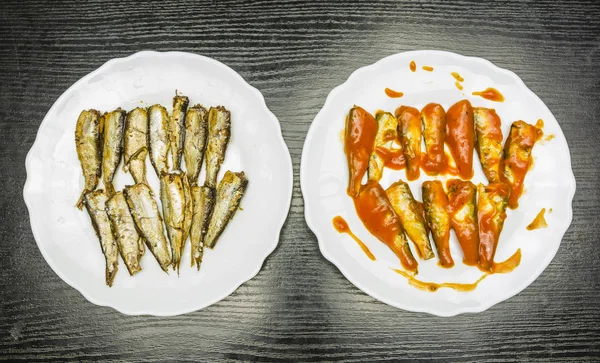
[123,108,149,185]
[148,104,170,177]
[386,180,434,260]
[190,186,215,269]
[422,180,454,268]
[353,181,417,272]
[345,107,378,197]
[106,192,143,275]
[474,108,503,183]
[101,109,126,196]
[205,106,231,188]
[477,182,510,271]
[159,172,188,272]
[124,183,172,272]
[75,109,103,209]
[170,95,189,171]
[205,171,248,248]
[395,106,422,180]
[184,105,209,185]
[84,190,119,286]
[368,111,400,182]
[446,100,475,179]
[446,179,479,266]
[420,103,446,175]
[501,121,542,209]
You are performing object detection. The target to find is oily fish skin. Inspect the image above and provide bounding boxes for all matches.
[169,95,189,171]
[395,106,422,181]
[123,107,149,185]
[190,186,215,270]
[106,192,144,276]
[344,106,377,197]
[353,181,418,273]
[474,107,503,183]
[101,109,126,197]
[184,105,209,186]
[386,180,435,260]
[75,109,103,209]
[477,182,510,271]
[124,183,172,272]
[446,179,479,266]
[148,104,170,178]
[160,172,188,272]
[422,180,454,268]
[204,171,248,249]
[368,111,399,182]
[204,106,231,188]
[83,190,119,286]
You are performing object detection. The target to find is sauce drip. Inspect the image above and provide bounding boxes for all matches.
[543,134,555,142]
[526,208,547,230]
[472,88,505,102]
[375,146,406,170]
[384,88,404,98]
[451,72,464,82]
[535,119,544,129]
[422,65,434,71]
[410,60,416,72]
[393,249,521,292]
[332,216,376,260]
[455,81,463,90]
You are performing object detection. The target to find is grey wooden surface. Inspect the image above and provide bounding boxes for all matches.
[1,0,599,361]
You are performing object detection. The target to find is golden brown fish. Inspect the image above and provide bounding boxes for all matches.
[184,105,209,186]
[395,106,422,181]
[474,107,503,183]
[422,180,454,268]
[190,186,215,269]
[159,172,187,272]
[367,111,400,182]
[477,182,510,271]
[204,106,231,188]
[124,183,172,272]
[106,192,143,276]
[501,120,542,209]
[148,104,170,178]
[75,109,103,209]
[84,190,119,286]
[169,95,189,171]
[205,171,248,248]
[123,108,149,185]
[386,180,434,260]
[446,179,479,266]
[101,109,126,197]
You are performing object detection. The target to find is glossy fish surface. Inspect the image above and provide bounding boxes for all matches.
[124,107,149,185]
[204,106,231,188]
[75,109,103,209]
[169,95,189,171]
[84,190,119,286]
[205,171,248,248]
[190,186,215,269]
[148,104,170,177]
[102,109,126,196]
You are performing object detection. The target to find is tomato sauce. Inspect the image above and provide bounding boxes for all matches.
[446,100,475,180]
[344,107,378,197]
[332,216,376,260]
[384,88,404,98]
[472,88,504,102]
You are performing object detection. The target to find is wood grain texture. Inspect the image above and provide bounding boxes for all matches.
[1,0,599,361]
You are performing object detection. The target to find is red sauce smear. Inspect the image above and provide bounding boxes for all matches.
[375,146,406,170]
[393,249,521,292]
[332,216,376,260]
[384,88,404,98]
[422,66,434,72]
[472,88,505,102]
[409,60,416,72]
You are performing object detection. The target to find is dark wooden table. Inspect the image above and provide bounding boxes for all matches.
[1,0,599,361]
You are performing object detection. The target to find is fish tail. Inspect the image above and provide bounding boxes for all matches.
[76,191,86,210]
[106,265,118,287]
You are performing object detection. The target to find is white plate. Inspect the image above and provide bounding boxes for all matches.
[24,51,293,316]
[301,50,576,316]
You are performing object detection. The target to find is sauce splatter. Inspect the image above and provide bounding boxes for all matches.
[422,65,434,72]
[392,248,521,292]
[384,88,404,98]
[333,216,376,261]
[472,88,505,102]
[451,72,464,82]
[455,81,463,90]
[543,134,555,142]
[535,119,544,129]
[410,60,416,72]
[526,208,548,230]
